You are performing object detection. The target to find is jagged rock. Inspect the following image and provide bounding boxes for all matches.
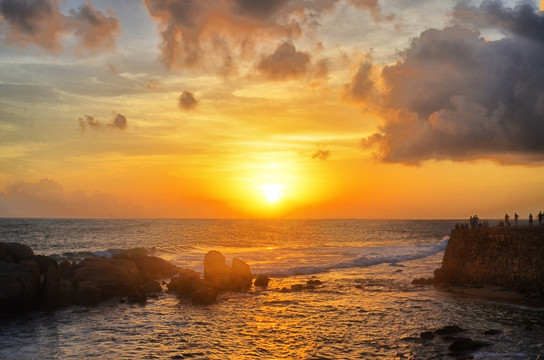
[0,242,35,262]
[0,260,40,312]
[138,280,162,294]
[448,337,489,352]
[230,258,252,291]
[420,331,435,340]
[203,250,230,289]
[254,275,270,287]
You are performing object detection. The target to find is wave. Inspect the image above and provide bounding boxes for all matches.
[268,236,449,276]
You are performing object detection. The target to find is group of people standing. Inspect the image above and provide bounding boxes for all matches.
[504,211,543,226]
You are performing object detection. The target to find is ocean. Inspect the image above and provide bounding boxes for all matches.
[0,218,542,359]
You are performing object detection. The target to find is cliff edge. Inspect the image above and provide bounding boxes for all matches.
[434,226,544,298]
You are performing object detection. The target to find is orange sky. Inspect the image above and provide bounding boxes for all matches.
[0,0,543,219]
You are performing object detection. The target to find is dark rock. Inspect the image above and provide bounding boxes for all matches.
[127,293,147,305]
[167,268,201,297]
[254,275,270,287]
[0,260,40,312]
[307,279,323,286]
[120,253,177,280]
[483,329,502,336]
[448,337,489,352]
[40,265,61,310]
[0,242,35,262]
[58,280,74,307]
[394,269,404,273]
[191,283,217,305]
[58,260,73,277]
[420,331,435,340]
[31,255,58,274]
[203,250,230,289]
[280,287,289,293]
[291,284,304,292]
[138,280,162,294]
[435,325,466,335]
[229,258,252,291]
[74,281,103,306]
[411,277,434,285]
[305,284,316,290]
[119,297,126,303]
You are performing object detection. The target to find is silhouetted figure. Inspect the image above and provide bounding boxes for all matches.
[469,216,474,229]
[529,213,533,226]
[539,211,543,226]
[505,213,510,226]
[514,212,519,226]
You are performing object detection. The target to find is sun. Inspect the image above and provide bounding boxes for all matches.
[260,184,285,203]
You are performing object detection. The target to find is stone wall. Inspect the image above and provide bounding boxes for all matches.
[434,226,544,297]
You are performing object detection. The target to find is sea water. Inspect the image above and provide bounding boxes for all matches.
[0,219,542,359]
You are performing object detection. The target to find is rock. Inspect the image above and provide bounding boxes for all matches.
[411,277,434,285]
[203,251,230,289]
[280,287,289,293]
[73,281,103,306]
[435,325,466,335]
[291,284,304,292]
[483,329,502,336]
[254,275,270,287]
[0,242,35,262]
[32,255,58,274]
[167,268,202,297]
[58,260,73,277]
[191,283,217,305]
[72,258,140,300]
[138,280,162,294]
[307,279,323,286]
[448,337,489,352]
[0,260,40,312]
[58,280,74,307]
[119,253,177,280]
[127,293,147,305]
[40,265,61,310]
[420,331,435,340]
[229,258,252,291]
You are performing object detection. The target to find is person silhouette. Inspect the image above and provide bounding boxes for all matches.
[539,211,543,226]
[529,213,533,226]
[514,212,519,226]
[504,213,510,226]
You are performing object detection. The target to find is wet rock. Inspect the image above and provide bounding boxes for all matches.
[291,284,304,292]
[483,329,502,336]
[0,260,40,312]
[58,280,74,307]
[191,283,217,305]
[138,280,162,294]
[411,277,434,285]
[127,293,147,305]
[32,255,58,274]
[74,281,103,306]
[58,260,73,278]
[167,268,201,297]
[435,325,466,335]
[254,275,270,287]
[280,287,289,293]
[203,250,230,289]
[307,279,323,286]
[448,337,489,352]
[229,258,252,291]
[0,242,35,262]
[420,331,435,340]
[40,265,61,310]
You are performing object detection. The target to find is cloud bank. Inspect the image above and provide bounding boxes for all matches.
[356,0,544,164]
[0,0,120,52]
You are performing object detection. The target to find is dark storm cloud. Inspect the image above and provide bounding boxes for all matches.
[357,1,544,165]
[257,42,310,80]
[0,0,120,52]
[178,91,199,111]
[143,0,386,72]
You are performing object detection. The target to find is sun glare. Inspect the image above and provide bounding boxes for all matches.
[261,184,285,203]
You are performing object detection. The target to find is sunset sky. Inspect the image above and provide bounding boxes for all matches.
[0,0,543,219]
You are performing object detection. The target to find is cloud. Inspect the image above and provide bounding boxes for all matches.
[178,91,199,111]
[79,113,128,132]
[65,2,121,53]
[0,0,120,52]
[357,1,544,165]
[0,178,141,218]
[257,42,310,80]
[343,60,376,103]
[346,0,392,21]
[311,149,330,160]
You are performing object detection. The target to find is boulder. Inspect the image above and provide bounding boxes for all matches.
[191,283,217,305]
[138,280,162,294]
[167,268,202,297]
[74,281,103,306]
[254,275,270,287]
[72,258,140,300]
[0,242,34,262]
[32,255,58,274]
[420,331,435,340]
[203,250,230,289]
[118,253,177,280]
[58,280,74,307]
[307,279,323,286]
[0,260,40,312]
[40,265,61,310]
[448,338,489,352]
[229,258,252,291]
[435,325,466,336]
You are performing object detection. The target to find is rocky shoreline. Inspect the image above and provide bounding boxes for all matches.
[0,242,263,314]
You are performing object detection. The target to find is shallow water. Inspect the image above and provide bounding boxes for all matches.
[0,219,543,359]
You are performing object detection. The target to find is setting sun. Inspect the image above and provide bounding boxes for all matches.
[260,184,285,203]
